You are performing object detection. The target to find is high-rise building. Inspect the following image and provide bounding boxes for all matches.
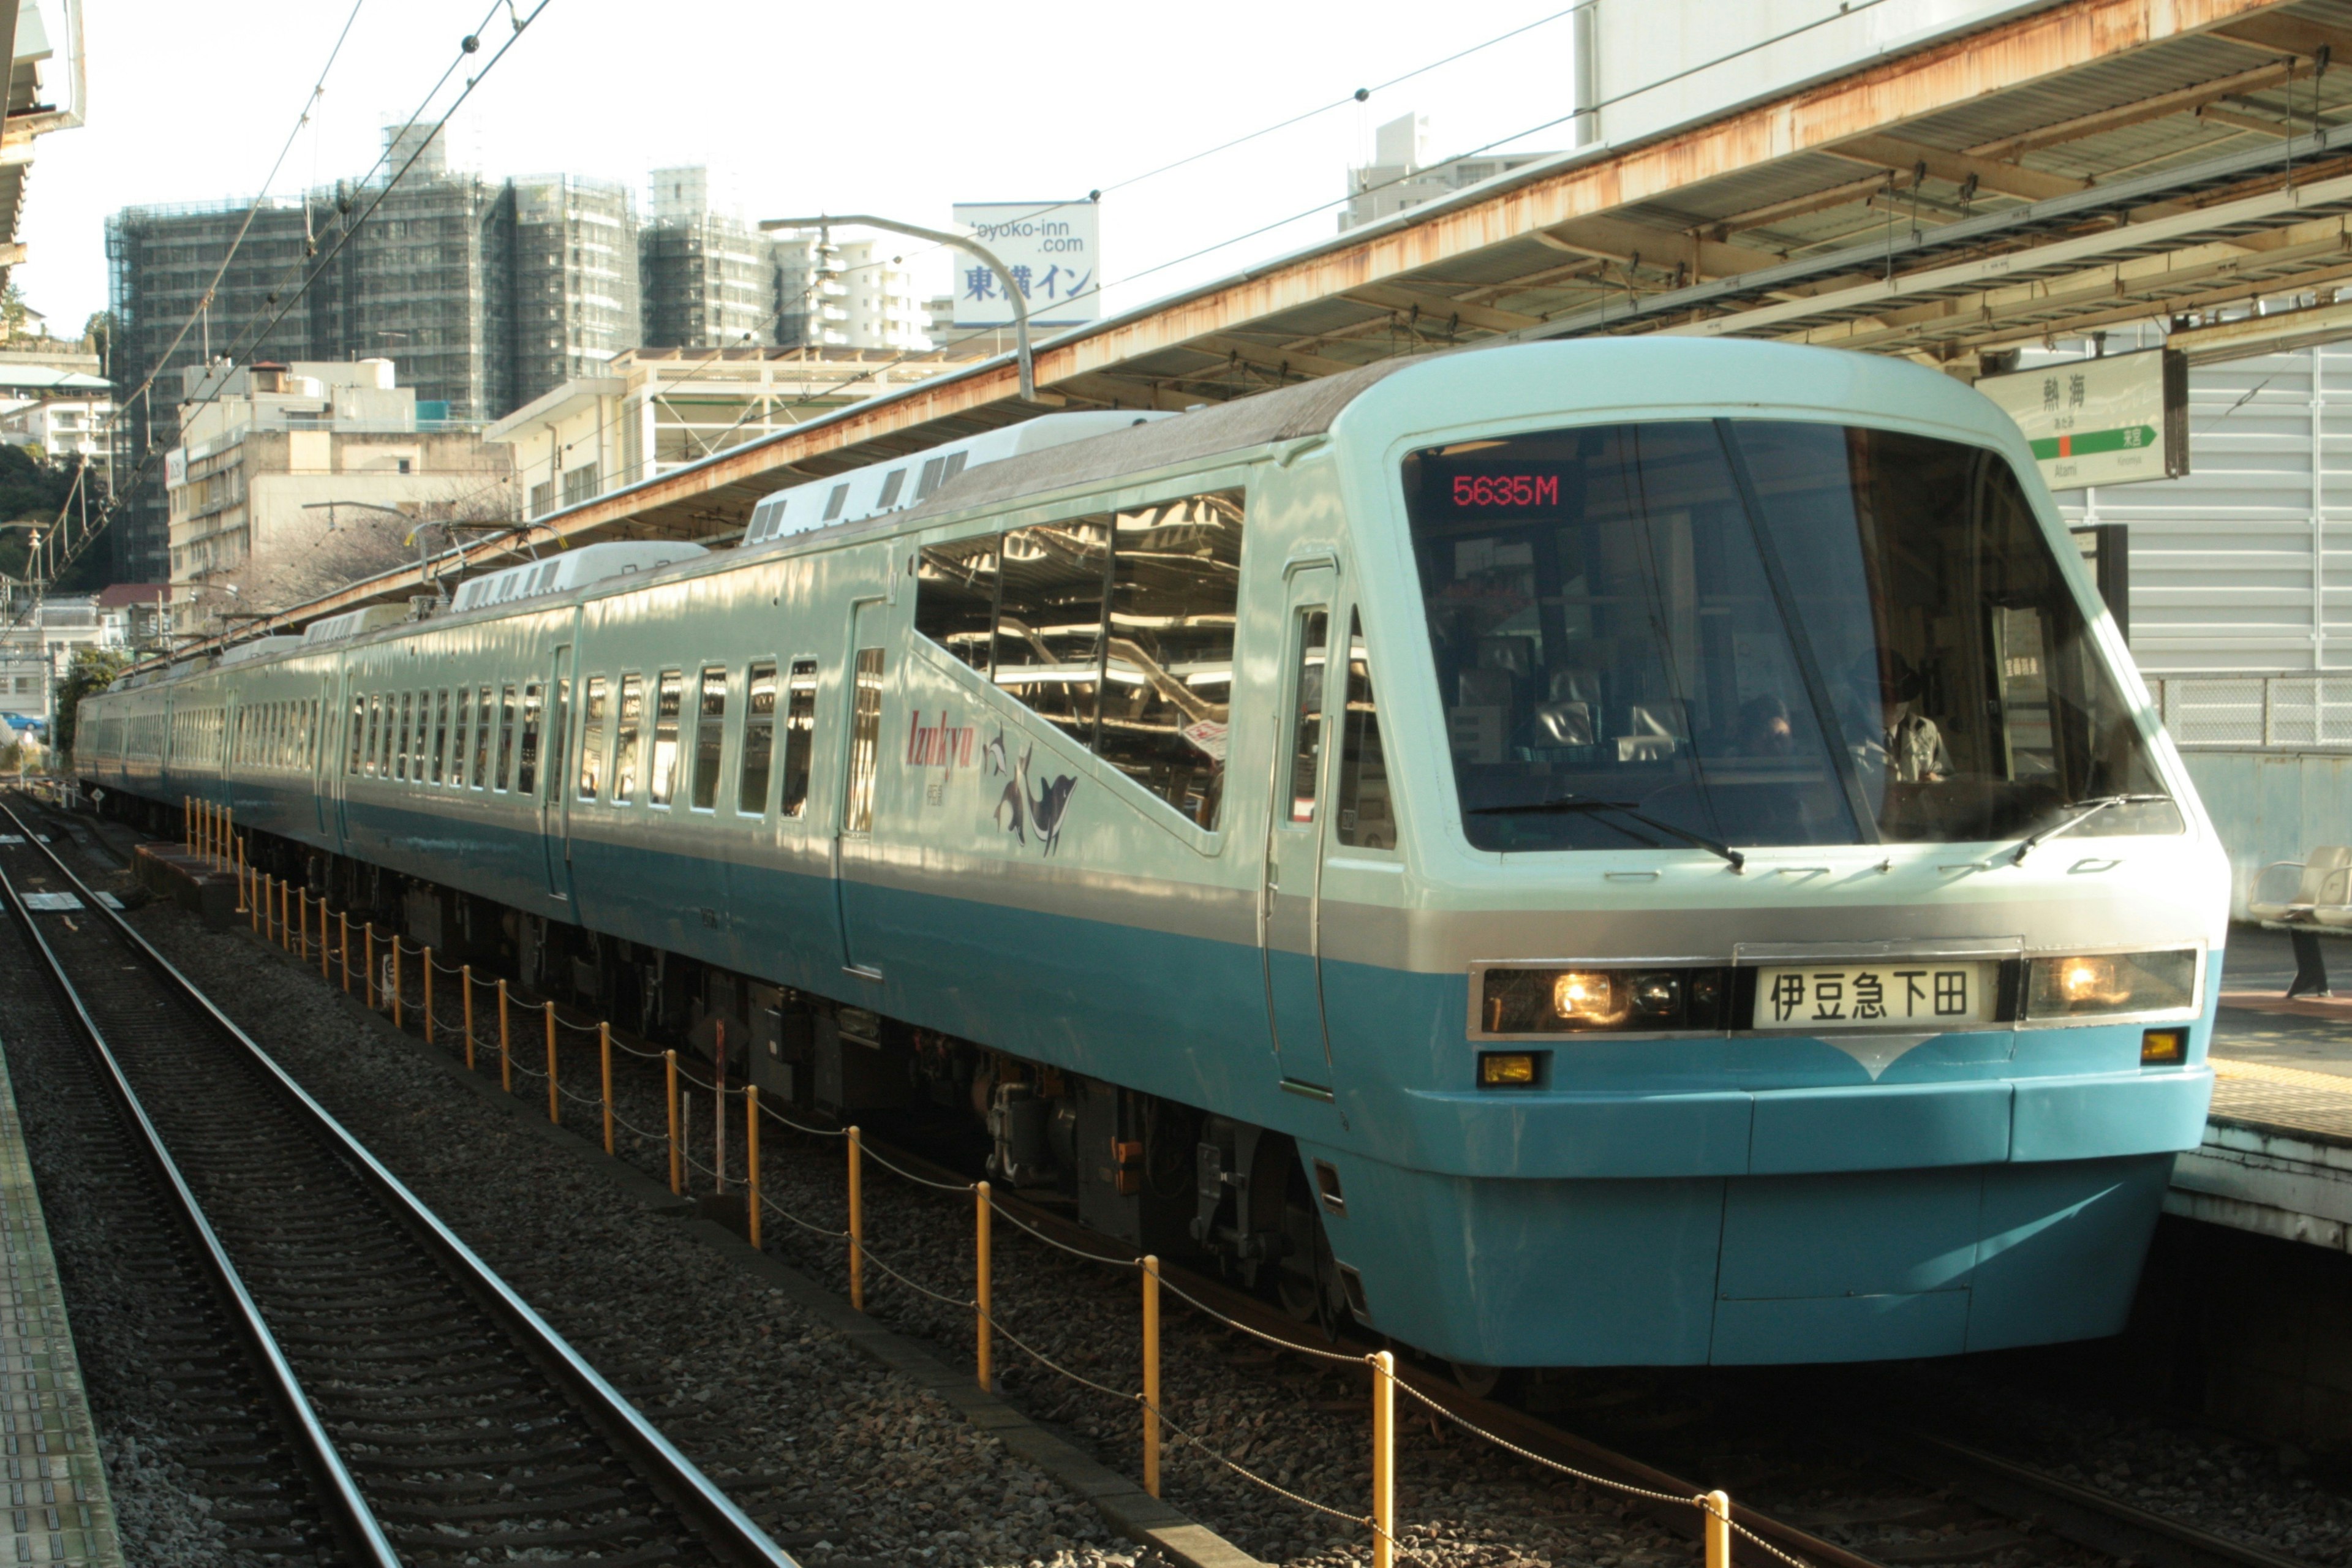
[1340,113,1553,232]
[105,128,638,582]
[639,167,772,350]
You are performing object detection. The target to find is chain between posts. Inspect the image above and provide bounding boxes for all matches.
[226,904,1767,1568]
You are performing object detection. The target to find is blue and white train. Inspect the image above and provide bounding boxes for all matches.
[76,340,2226,1370]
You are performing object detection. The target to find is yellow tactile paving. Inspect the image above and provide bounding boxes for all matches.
[2210,1055,2352,1145]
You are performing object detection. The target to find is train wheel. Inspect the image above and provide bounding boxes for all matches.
[1449,1361,1511,1400]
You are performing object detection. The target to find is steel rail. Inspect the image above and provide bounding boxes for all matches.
[0,818,401,1567]
[0,795,797,1568]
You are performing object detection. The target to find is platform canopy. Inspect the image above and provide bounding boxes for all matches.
[219,0,2352,641]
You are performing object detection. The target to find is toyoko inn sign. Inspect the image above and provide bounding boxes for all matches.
[950,202,1099,330]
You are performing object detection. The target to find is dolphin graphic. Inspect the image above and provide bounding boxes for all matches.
[995,744,1030,843]
[1028,764,1077,856]
[984,723,1009,777]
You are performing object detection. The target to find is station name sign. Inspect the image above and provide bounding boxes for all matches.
[1975,347,2188,491]
[950,200,1099,330]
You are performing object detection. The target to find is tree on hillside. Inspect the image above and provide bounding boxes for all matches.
[53,645,130,757]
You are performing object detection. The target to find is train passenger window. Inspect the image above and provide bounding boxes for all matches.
[995,519,1109,748]
[431,692,450,784]
[579,677,609,799]
[347,695,364,775]
[363,695,381,777]
[914,536,997,670]
[452,688,473,787]
[844,650,884,834]
[649,671,684,806]
[691,666,726,810]
[1284,609,1330,824]
[781,658,817,818]
[1336,611,1393,849]
[495,685,519,793]
[411,692,430,782]
[612,676,644,804]
[473,688,494,789]
[394,694,412,782]
[1098,492,1243,829]
[739,662,777,814]
[380,694,398,777]
[518,684,543,796]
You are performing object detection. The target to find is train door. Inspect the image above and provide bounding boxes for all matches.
[1262,563,1337,1090]
[833,597,890,981]
[540,639,576,903]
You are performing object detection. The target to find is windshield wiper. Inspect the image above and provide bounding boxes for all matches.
[2010,793,2171,865]
[1471,794,1746,872]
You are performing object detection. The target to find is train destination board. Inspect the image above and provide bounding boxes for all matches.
[1752,961,1999,1030]
[1976,347,2188,491]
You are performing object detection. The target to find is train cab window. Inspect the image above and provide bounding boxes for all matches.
[739,662,777,814]
[1336,611,1393,849]
[613,675,645,804]
[649,671,684,806]
[1284,609,1330,824]
[431,692,450,784]
[518,683,544,796]
[394,694,413,782]
[495,685,519,793]
[347,696,365,775]
[579,677,609,800]
[781,658,817,818]
[691,666,726,810]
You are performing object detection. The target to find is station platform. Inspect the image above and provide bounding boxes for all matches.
[2166,927,2352,1251]
[0,1030,121,1563]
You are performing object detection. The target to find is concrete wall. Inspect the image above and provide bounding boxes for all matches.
[2180,750,2352,920]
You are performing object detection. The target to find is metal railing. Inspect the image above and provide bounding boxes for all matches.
[2149,674,2352,749]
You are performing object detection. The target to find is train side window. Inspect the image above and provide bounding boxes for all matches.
[739,662,777,814]
[450,688,471,786]
[546,676,571,805]
[1335,611,1393,850]
[431,691,450,784]
[612,674,644,804]
[914,536,998,671]
[780,658,817,818]
[649,670,684,806]
[364,695,382,777]
[347,695,364,775]
[495,685,519,793]
[1284,609,1330,824]
[995,518,1109,748]
[470,687,493,788]
[691,665,726,811]
[579,677,609,800]
[379,693,397,777]
[1099,491,1243,829]
[411,691,430,782]
[518,683,544,795]
[394,694,412,782]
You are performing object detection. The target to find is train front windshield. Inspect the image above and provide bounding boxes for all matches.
[1403,420,2180,853]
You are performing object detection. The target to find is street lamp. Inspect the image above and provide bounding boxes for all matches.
[757,213,1038,401]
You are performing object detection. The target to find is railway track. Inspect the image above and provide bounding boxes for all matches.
[0,797,792,1567]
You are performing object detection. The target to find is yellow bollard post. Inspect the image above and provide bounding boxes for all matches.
[1372,1350,1395,1568]
[280,879,290,951]
[339,911,351,993]
[239,841,251,920]
[747,1085,762,1249]
[545,1000,559,1124]
[422,948,434,1047]
[1705,1492,1732,1568]
[848,1125,865,1313]
[183,796,191,854]
[259,875,271,941]
[461,965,477,1071]
[600,1023,614,1155]
[365,925,377,1009]
[224,807,234,873]
[665,1049,682,1196]
[976,1180,993,1393]
[497,979,512,1093]
[391,941,403,1030]
[1143,1255,1162,1498]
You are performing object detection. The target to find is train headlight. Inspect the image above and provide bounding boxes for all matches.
[2025,949,2196,1019]
[1551,971,1621,1024]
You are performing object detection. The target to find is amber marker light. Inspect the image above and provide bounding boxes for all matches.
[1479,1052,1540,1088]
[2141,1028,2187,1066]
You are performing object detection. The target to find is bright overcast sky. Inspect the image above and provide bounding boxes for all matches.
[23,0,1584,339]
